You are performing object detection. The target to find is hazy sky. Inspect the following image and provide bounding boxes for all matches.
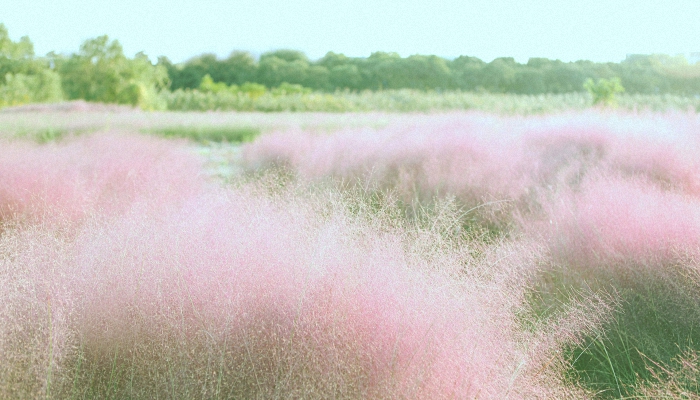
[3,0,700,63]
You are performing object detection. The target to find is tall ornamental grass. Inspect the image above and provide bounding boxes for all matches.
[0,133,584,398]
[533,173,700,397]
[243,111,700,232]
[241,110,700,397]
[0,133,205,225]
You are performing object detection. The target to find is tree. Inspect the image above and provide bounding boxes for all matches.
[257,56,309,88]
[220,51,257,86]
[450,56,486,91]
[259,49,308,64]
[199,74,233,93]
[482,58,517,92]
[0,24,63,107]
[0,23,34,61]
[330,64,362,90]
[303,65,330,90]
[365,52,402,89]
[318,52,350,70]
[58,36,168,109]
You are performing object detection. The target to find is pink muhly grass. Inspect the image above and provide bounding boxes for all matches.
[69,190,524,398]
[523,115,700,197]
[0,132,205,225]
[527,171,700,397]
[0,183,571,398]
[242,112,700,234]
[0,223,78,398]
[538,174,700,270]
[242,118,531,233]
[244,118,528,201]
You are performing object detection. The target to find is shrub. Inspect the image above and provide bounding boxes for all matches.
[271,82,312,96]
[147,126,260,143]
[584,77,625,107]
[198,73,235,94]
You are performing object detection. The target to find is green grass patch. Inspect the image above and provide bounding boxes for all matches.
[525,266,700,399]
[11,127,83,143]
[147,126,260,143]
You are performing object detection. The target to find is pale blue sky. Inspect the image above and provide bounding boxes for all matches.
[3,0,699,63]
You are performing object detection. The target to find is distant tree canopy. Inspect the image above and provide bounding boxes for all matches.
[56,35,168,109]
[0,24,167,109]
[2,22,700,110]
[0,23,63,107]
[164,49,700,96]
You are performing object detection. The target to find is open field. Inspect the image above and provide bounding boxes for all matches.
[2,107,700,398]
[160,90,700,114]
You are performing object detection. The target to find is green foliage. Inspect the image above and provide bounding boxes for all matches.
[257,55,312,88]
[166,50,700,97]
[147,126,260,143]
[0,70,63,107]
[199,74,235,94]
[4,25,700,102]
[584,77,625,107]
[196,74,268,100]
[159,88,700,114]
[259,49,309,64]
[239,82,266,98]
[0,24,64,108]
[529,264,700,399]
[0,24,33,60]
[160,89,592,113]
[271,82,312,96]
[57,36,168,109]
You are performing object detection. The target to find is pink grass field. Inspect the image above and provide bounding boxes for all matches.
[242,110,700,396]
[0,131,583,398]
[3,109,700,398]
[244,110,700,236]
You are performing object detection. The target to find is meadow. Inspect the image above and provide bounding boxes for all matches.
[160,90,700,114]
[1,104,700,399]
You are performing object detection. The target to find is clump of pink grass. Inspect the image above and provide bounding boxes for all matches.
[243,111,700,232]
[244,117,528,204]
[76,192,519,397]
[539,174,700,270]
[2,188,569,398]
[0,132,205,225]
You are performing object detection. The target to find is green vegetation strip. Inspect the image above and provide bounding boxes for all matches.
[146,126,260,143]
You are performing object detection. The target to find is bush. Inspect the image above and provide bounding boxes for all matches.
[271,82,312,96]
[584,77,625,107]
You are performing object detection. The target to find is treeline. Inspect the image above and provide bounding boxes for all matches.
[163,50,700,96]
[0,24,167,109]
[2,22,700,111]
